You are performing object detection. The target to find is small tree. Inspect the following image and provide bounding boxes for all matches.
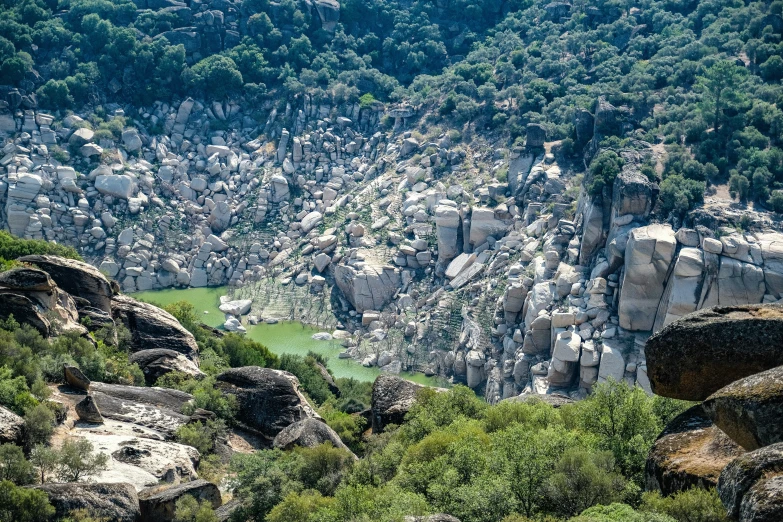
[29,445,58,484]
[55,439,108,482]
[23,404,55,450]
[0,444,35,485]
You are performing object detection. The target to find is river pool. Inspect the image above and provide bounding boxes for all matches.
[132,286,449,386]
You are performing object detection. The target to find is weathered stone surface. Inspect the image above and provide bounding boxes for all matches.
[0,405,23,444]
[334,262,401,313]
[34,482,140,522]
[95,174,135,199]
[129,349,204,385]
[90,382,192,436]
[0,291,50,336]
[703,365,783,450]
[313,0,340,31]
[719,443,783,520]
[111,294,199,360]
[0,267,55,292]
[645,304,783,401]
[618,224,676,331]
[75,395,104,423]
[646,405,744,496]
[215,367,317,443]
[273,418,351,452]
[64,365,91,391]
[139,480,221,522]
[371,375,423,433]
[20,255,113,312]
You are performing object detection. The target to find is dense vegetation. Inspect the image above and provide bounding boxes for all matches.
[0,232,81,270]
[219,380,726,522]
[2,0,782,219]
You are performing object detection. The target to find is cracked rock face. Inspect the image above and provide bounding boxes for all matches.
[20,255,114,312]
[719,443,783,521]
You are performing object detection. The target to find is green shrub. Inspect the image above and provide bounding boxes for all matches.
[0,480,55,522]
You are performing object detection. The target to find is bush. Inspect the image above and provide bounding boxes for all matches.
[657,174,705,217]
[640,488,729,522]
[587,151,624,196]
[279,353,335,405]
[23,404,55,450]
[173,495,218,522]
[0,231,81,263]
[175,419,227,456]
[156,374,238,421]
[0,444,35,485]
[0,480,55,522]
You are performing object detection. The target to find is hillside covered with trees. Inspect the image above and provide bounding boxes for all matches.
[0,0,782,214]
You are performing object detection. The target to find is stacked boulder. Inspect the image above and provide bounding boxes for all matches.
[644,304,783,521]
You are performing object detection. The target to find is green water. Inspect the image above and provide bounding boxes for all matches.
[132,286,449,387]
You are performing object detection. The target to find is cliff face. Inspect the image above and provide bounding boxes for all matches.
[2,91,783,400]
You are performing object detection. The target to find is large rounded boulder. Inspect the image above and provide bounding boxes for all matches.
[215,366,318,443]
[273,418,352,453]
[371,375,424,433]
[19,255,114,312]
[645,304,783,401]
[645,404,744,496]
[111,295,199,361]
[719,443,783,521]
[703,365,783,450]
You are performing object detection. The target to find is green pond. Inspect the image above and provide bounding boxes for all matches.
[132,286,449,387]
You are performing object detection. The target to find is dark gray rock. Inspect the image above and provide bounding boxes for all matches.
[0,291,50,336]
[273,418,352,453]
[130,348,204,385]
[75,395,103,424]
[719,443,783,520]
[33,482,140,522]
[111,294,199,361]
[216,367,317,443]
[646,304,783,401]
[573,108,594,145]
[739,475,783,522]
[0,405,24,444]
[0,267,56,292]
[90,382,192,436]
[139,479,221,522]
[703,365,783,450]
[78,306,116,333]
[371,375,423,433]
[64,365,90,391]
[526,123,546,148]
[19,255,113,312]
[215,498,241,522]
[646,404,744,496]
[313,0,340,31]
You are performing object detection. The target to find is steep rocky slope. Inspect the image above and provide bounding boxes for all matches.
[3,90,783,401]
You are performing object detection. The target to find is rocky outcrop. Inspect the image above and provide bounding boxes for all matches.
[64,365,90,391]
[75,395,104,424]
[719,443,783,521]
[703,365,783,450]
[371,375,423,433]
[645,304,783,401]
[215,366,317,443]
[129,349,204,385]
[334,259,401,313]
[111,294,199,361]
[273,418,352,453]
[90,382,193,437]
[0,405,24,444]
[646,405,744,496]
[34,482,140,522]
[19,255,114,312]
[617,224,676,331]
[0,291,51,335]
[139,480,221,522]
